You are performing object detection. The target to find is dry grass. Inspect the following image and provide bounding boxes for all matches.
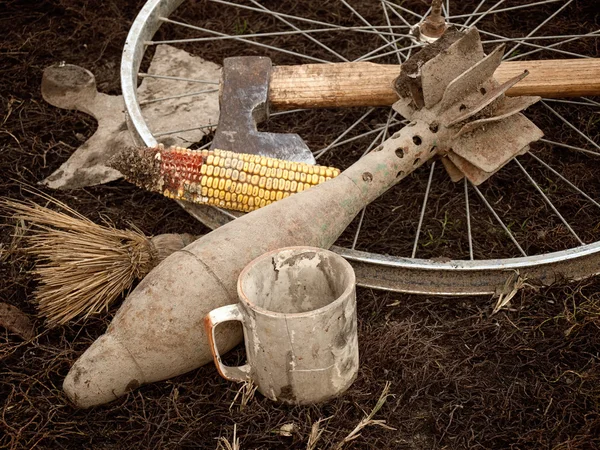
[2,192,156,326]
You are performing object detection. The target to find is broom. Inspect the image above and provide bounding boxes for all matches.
[2,192,197,326]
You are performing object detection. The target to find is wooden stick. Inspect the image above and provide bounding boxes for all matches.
[270,59,600,110]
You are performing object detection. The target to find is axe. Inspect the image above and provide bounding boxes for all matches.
[212,48,600,166]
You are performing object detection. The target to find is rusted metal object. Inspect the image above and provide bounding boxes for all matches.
[393,27,543,185]
[416,0,448,43]
[206,247,358,404]
[210,57,315,164]
[64,28,544,408]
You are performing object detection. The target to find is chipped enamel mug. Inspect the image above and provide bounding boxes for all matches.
[205,246,359,404]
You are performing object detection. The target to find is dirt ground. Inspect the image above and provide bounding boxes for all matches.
[1,0,600,448]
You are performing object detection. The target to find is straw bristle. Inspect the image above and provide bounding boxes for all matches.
[2,194,157,327]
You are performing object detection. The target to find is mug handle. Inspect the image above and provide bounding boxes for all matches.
[204,304,252,382]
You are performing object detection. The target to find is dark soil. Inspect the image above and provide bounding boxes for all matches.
[1,0,600,448]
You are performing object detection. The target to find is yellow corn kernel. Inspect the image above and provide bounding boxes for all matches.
[283,169,289,180]
[242,183,249,195]
[251,174,259,185]
[231,202,237,210]
[213,166,220,177]
[300,172,307,182]
[291,162,298,172]
[260,157,267,167]
[258,177,266,189]
[326,168,333,177]
[266,178,273,190]
[225,179,232,191]
[276,191,283,201]
[284,180,291,191]
[225,192,231,202]
[208,197,215,205]
[213,156,220,166]
[248,162,255,173]
[225,168,232,178]
[276,168,283,178]
[259,166,267,176]
[272,179,279,190]
[239,171,247,183]
[283,192,290,198]
[201,186,208,196]
[266,158,273,168]
[290,180,297,192]
[300,164,308,174]
[217,179,225,190]
[259,188,265,199]
[248,197,255,208]
[200,164,208,175]
[253,164,261,175]
[252,186,259,197]
[259,199,266,208]
[232,170,239,181]
[236,160,244,171]
[213,149,221,157]
[206,165,214,176]
[224,158,232,168]
[235,184,242,194]
[270,191,276,201]
[200,176,208,187]
[311,174,319,184]
[207,154,214,165]
[201,149,209,159]
[319,176,325,183]
[319,166,326,176]
[208,188,214,197]
[242,195,249,205]
[307,165,314,175]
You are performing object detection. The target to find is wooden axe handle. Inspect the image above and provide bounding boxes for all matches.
[269,59,600,110]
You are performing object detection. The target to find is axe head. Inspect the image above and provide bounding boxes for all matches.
[211,56,316,165]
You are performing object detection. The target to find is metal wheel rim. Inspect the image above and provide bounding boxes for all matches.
[121,0,600,295]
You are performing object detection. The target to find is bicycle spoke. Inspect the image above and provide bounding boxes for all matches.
[411,161,436,258]
[542,102,600,151]
[451,0,563,20]
[514,158,584,245]
[472,184,527,257]
[341,0,397,54]
[504,0,575,58]
[353,35,413,62]
[542,98,600,107]
[464,178,474,260]
[382,0,425,21]
[359,42,424,62]
[381,0,405,63]
[474,29,594,60]
[503,30,599,61]
[462,0,485,27]
[159,17,332,63]
[528,153,600,209]
[148,26,401,45]
[140,89,218,105]
[540,138,600,157]
[249,0,349,62]
[314,108,375,159]
[138,73,218,84]
[153,124,215,137]
[469,0,507,29]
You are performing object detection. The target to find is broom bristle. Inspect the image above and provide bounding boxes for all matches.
[2,194,157,327]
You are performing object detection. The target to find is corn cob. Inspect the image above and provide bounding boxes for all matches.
[111,145,340,213]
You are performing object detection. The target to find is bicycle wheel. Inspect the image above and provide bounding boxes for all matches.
[122,0,600,295]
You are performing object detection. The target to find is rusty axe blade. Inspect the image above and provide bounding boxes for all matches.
[210,56,315,165]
